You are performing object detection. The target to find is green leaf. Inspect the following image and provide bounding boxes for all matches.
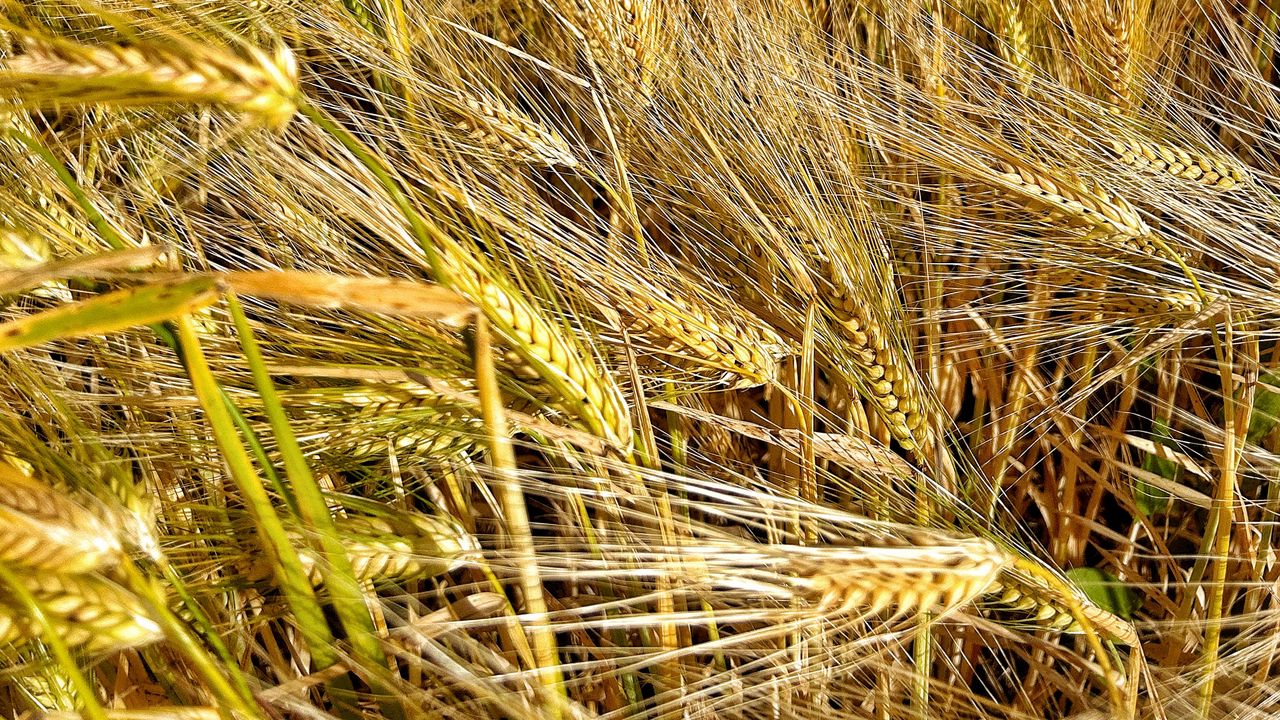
[0,277,219,351]
[1136,417,1176,514]
[1067,567,1140,619]
[1248,371,1280,444]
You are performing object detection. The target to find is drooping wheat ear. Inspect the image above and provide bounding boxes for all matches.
[790,532,1010,618]
[0,34,298,130]
[1106,134,1248,189]
[12,666,77,714]
[986,567,1139,645]
[612,284,785,387]
[290,382,482,459]
[45,710,220,720]
[0,463,122,574]
[329,381,473,415]
[0,573,163,652]
[986,159,1149,237]
[451,263,633,448]
[294,512,479,585]
[451,93,578,168]
[824,301,932,451]
[992,0,1033,90]
[1097,231,1179,261]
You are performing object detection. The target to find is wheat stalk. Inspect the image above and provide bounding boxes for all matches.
[1,33,297,130]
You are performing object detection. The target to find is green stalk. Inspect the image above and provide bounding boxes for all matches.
[118,560,259,720]
[1199,314,1250,718]
[172,316,343,674]
[225,290,402,719]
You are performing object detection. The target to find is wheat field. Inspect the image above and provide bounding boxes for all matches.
[0,0,1277,717]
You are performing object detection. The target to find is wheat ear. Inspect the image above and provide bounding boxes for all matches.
[1107,135,1248,189]
[0,573,162,652]
[613,284,785,387]
[1,34,298,130]
[294,512,479,585]
[452,93,579,168]
[452,263,633,448]
[986,159,1149,237]
[791,532,1010,618]
[987,568,1139,645]
[824,303,932,451]
[993,0,1034,91]
[0,463,122,574]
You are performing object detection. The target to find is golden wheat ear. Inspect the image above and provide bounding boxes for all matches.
[790,532,1010,619]
[0,30,298,129]
[0,573,161,653]
[986,567,1139,646]
[1106,133,1249,189]
[447,92,580,168]
[292,507,479,586]
[0,463,123,574]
